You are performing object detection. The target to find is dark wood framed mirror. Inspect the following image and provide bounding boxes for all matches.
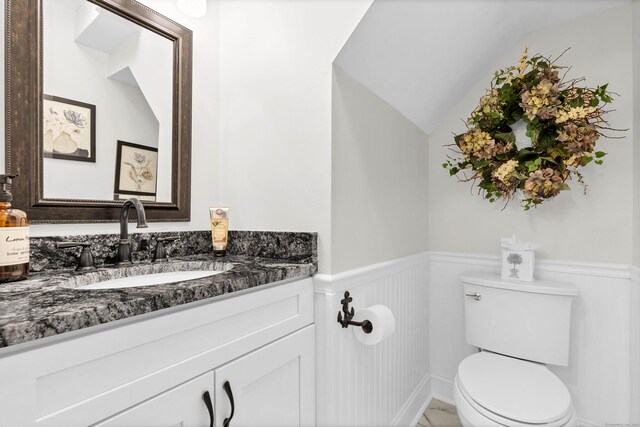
[6,0,192,223]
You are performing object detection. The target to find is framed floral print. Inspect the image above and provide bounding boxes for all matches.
[114,140,158,201]
[43,95,96,162]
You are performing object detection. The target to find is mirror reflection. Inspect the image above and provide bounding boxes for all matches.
[42,0,173,203]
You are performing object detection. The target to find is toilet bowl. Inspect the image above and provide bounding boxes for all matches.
[453,352,577,427]
[457,273,580,427]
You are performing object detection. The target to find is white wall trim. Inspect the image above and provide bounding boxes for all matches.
[429,374,455,406]
[318,251,630,290]
[429,252,500,268]
[430,251,632,279]
[630,265,640,285]
[393,374,432,427]
[314,251,430,293]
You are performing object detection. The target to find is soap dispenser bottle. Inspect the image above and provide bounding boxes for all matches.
[0,174,29,283]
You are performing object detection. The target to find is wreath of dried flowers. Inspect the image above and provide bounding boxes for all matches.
[443,47,623,210]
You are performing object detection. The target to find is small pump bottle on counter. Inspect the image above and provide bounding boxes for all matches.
[0,175,29,283]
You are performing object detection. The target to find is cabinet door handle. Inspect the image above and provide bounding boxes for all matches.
[465,292,482,301]
[223,381,235,427]
[202,390,214,427]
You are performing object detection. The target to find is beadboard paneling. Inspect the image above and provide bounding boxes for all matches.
[315,251,635,426]
[314,253,429,427]
[429,252,633,426]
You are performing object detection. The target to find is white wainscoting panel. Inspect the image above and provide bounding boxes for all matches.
[314,253,430,427]
[429,252,633,427]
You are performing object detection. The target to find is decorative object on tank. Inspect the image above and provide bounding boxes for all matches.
[506,253,523,278]
[443,46,625,210]
[501,234,540,282]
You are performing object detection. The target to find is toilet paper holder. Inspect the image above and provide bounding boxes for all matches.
[337,291,373,334]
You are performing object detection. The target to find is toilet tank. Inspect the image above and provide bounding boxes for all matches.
[461,272,578,366]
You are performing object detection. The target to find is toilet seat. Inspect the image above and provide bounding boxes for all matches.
[455,352,574,426]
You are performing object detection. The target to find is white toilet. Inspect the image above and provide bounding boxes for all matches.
[454,272,579,427]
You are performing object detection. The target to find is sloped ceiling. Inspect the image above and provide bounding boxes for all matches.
[334,0,629,134]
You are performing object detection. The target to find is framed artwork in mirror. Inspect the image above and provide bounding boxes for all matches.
[43,95,96,162]
[114,141,158,202]
[6,0,193,223]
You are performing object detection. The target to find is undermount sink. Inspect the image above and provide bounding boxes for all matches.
[58,260,233,290]
[80,270,224,290]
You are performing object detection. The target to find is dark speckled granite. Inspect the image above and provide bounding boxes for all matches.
[0,231,317,349]
[227,230,317,260]
[30,230,317,272]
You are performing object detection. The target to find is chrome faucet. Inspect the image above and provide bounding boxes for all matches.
[115,198,148,266]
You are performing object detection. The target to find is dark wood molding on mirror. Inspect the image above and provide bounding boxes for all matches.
[5,0,192,223]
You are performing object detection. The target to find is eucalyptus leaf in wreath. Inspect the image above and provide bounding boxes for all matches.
[443,46,625,210]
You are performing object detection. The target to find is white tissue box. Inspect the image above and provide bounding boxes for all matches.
[501,249,535,281]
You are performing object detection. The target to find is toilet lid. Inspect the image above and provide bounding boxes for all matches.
[457,352,572,424]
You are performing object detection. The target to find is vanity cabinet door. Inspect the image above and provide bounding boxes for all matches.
[214,325,315,427]
[93,371,214,427]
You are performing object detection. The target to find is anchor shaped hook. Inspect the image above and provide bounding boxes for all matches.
[337,291,373,334]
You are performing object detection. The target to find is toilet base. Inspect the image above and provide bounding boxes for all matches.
[453,374,577,427]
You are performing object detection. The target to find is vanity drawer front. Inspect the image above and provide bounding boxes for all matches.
[93,371,214,427]
[0,277,313,427]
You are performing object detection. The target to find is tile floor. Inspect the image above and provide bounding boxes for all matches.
[416,399,463,427]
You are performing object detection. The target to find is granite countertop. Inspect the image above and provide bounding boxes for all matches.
[0,253,316,350]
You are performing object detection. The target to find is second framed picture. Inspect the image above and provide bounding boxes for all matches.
[43,95,96,162]
[114,141,158,202]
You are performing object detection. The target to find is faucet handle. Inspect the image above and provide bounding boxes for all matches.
[152,236,179,262]
[56,242,96,271]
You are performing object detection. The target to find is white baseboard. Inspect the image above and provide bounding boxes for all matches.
[577,419,601,427]
[392,373,432,427]
[408,393,433,427]
[430,374,455,405]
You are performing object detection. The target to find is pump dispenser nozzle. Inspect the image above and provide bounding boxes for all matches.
[0,174,17,202]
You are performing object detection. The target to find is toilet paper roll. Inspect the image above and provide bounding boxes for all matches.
[352,304,395,345]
